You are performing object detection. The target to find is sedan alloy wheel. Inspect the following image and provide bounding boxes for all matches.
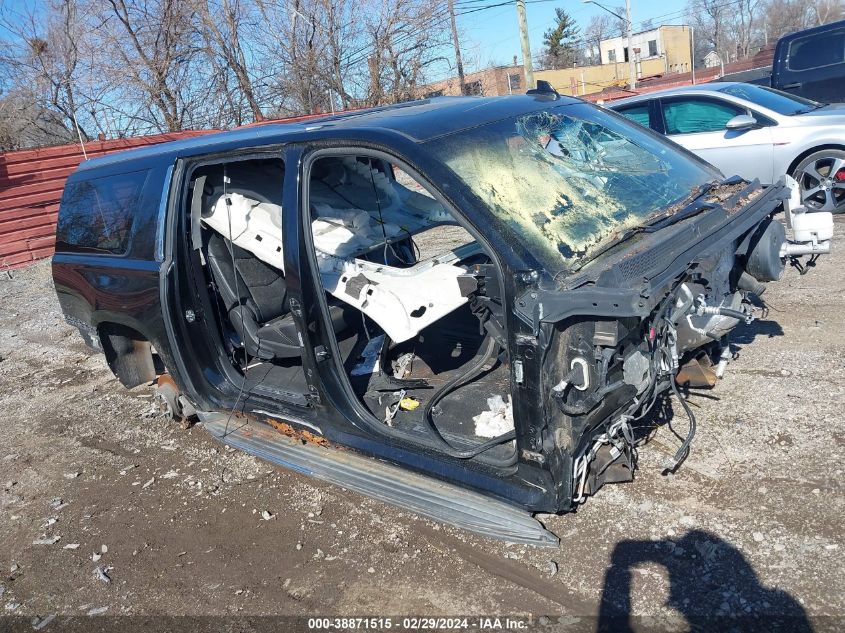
[795,151,845,213]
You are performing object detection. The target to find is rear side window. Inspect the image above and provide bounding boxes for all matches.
[57,170,149,254]
[661,98,742,134]
[615,104,651,128]
[788,29,845,71]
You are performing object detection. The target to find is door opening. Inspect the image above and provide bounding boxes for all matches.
[303,151,517,465]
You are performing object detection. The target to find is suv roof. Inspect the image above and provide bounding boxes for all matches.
[79,94,579,172]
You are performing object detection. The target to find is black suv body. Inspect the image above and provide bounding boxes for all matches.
[53,96,803,545]
[771,19,845,103]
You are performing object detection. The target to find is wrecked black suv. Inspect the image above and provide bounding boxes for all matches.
[53,96,832,546]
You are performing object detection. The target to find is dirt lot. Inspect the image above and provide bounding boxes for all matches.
[1,219,843,631]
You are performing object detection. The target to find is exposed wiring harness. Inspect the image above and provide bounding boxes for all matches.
[571,289,707,501]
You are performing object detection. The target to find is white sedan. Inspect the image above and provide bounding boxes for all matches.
[608,83,845,213]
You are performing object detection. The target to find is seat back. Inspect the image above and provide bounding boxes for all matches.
[206,233,287,324]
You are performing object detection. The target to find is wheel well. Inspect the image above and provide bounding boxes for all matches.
[787,144,845,177]
[98,323,157,389]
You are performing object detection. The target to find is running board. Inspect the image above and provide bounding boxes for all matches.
[200,413,559,548]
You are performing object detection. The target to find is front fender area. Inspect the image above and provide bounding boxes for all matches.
[542,317,641,511]
[778,138,845,178]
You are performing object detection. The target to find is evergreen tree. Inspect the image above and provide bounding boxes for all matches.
[542,8,582,69]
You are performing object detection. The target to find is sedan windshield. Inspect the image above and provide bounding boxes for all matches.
[428,102,719,271]
[718,84,822,115]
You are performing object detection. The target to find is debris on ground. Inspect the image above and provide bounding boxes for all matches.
[0,242,844,620]
[49,498,67,511]
[94,567,111,584]
[32,614,56,630]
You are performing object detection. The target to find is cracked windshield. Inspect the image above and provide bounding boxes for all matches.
[433,103,719,270]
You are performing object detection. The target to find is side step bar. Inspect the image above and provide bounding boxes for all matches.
[200,413,559,548]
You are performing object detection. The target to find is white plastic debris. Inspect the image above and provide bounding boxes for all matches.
[87,606,108,616]
[393,352,415,379]
[91,552,101,562]
[472,395,515,438]
[49,498,68,511]
[63,472,80,479]
[142,477,155,489]
[32,536,61,545]
[32,614,56,630]
[63,543,80,550]
[261,510,275,521]
[94,566,111,583]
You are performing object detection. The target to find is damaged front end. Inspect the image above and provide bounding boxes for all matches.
[516,179,829,510]
[434,103,832,513]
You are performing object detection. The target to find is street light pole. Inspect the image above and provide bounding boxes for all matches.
[583,0,636,91]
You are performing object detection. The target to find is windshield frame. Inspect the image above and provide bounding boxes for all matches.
[424,101,722,274]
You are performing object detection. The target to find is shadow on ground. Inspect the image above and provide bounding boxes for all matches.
[731,318,785,345]
[597,529,812,632]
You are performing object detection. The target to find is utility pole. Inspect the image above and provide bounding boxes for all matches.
[690,25,696,85]
[625,0,636,91]
[516,0,535,90]
[447,0,466,95]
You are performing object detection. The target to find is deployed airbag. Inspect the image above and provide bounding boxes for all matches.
[203,192,286,272]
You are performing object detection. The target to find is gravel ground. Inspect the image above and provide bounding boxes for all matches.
[0,219,843,631]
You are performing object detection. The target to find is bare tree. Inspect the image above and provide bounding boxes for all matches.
[197,0,263,124]
[689,0,729,61]
[0,0,93,140]
[95,0,203,132]
[364,0,449,105]
[0,0,453,149]
[584,14,613,64]
[735,0,762,59]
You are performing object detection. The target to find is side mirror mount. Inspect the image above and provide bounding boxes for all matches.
[725,114,757,130]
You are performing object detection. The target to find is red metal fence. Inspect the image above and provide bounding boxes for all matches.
[0,131,211,269]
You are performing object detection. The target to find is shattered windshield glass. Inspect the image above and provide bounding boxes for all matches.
[429,103,719,271]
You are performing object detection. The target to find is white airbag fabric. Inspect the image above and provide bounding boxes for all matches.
[203,192,285,272]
